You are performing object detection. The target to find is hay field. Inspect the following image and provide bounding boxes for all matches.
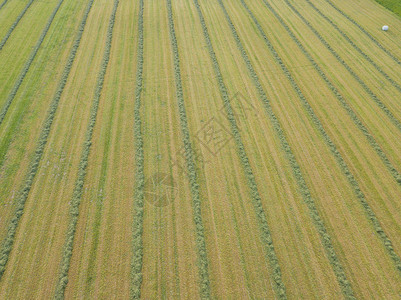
[0,0,401,298]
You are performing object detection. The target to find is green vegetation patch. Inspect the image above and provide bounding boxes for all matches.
[374,0,401,18]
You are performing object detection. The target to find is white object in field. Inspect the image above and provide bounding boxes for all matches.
[382,25,389,31]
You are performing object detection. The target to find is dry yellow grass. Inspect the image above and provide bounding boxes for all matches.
[0,0,400,298]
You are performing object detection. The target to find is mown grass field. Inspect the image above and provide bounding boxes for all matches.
[0,0,401,298]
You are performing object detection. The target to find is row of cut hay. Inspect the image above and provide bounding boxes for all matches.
[0,0,7,10]
[54,0,120,298]
[216,0,355,297]
[166,0,211,298]
[322,0,401,66]
[0,0,77,280]
[0,0,65,126]
[0,0,35,51]
[192,0,286,298]
[130,0,145,298]
[269,0,401,278]
[82,3,127,296]
[0,0,60,170]
[282,0,401,133]
[261,0,401,186]
[237,0,359,298]
[305,0,401,94]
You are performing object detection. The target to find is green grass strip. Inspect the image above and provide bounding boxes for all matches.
[322,0,401,66]
[130,0,145,298]
[264,0,401,277]
[0,0,35,50]
[0,0,75,281]
[373,0,401,17]
[283,0,401,134]
[192,0,287,298]
[166,0,211,298]
[0,0,65,126]
[263,0,401,185]
[53,0,119,298]
[304,0,401,95]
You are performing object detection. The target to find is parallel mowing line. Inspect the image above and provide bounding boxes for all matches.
[0,0,65,126]
[262,0,401,186]
[192,0,287,298]
[0,0,94,280]
[322,0,401,66]
[0,0,35,51]
[217,0,355,297]
[0,0,37,168]
[166,0,211,298]
[83,1,127,295]
[260,0,401,277]
[0,0,7,10]
[304,0,401,95]
[130,0,145,298]
[54,0,119,298]
[282,0,401,134]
